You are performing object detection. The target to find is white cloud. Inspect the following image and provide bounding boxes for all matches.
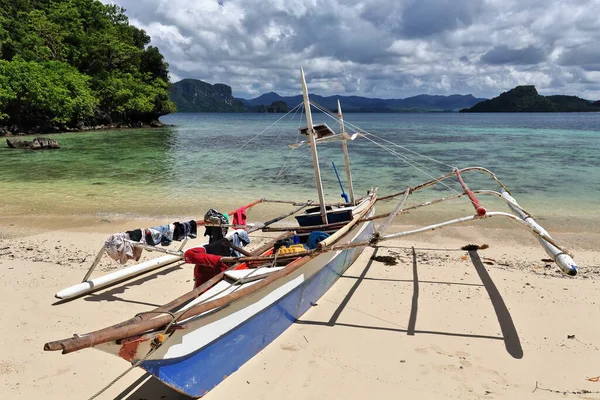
[104,0,600,100]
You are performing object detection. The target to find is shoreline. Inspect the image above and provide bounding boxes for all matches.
[1,212,599,399]
[0,121,169,137]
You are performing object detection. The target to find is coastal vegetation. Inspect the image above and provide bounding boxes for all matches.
[461,85,600,112]
[0,0,175,135]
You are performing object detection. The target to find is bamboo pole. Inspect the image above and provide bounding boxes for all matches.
[81,248,105,282]
[372,187,410,241]
[337,100,355,204]
[47,232,296,347]
[301,67,328,225]
[377,166,511,202]
[317,191,377,249]
[254,201,313,232]
[261,199,313,205]
[45,251,315,354]
[454,168,486,216]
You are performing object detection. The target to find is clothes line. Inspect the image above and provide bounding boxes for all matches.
[103,200,263,265]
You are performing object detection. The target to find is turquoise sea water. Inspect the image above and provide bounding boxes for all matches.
[1,112,598,232]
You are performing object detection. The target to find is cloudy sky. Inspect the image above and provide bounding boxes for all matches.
[103,0,600,100]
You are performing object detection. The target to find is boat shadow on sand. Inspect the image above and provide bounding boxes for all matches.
[296,247,524,360]
[112,247,523,400]
[114,372,190,399]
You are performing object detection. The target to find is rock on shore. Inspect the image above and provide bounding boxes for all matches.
[6,137,61,149]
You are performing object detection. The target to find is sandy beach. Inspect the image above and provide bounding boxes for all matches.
[1,214,599,400]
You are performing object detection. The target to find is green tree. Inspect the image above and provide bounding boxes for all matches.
[0,59,97,127]
[0,0,175,132]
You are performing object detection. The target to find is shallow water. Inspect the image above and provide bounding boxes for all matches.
[1,112,598,233]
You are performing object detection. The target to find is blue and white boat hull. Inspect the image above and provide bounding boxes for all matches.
[96,216,374,398]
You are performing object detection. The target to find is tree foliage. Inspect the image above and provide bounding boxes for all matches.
[0,0,175,131]
[461,85,600,113]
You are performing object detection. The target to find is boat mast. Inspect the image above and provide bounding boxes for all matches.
[337,100,355,205]
[300,67,328,224]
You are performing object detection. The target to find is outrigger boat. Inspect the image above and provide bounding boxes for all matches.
[44,68,578,398]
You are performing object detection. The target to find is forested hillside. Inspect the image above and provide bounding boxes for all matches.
[170,79,246,112]
[460,86,600,112]
[0,0,175,134]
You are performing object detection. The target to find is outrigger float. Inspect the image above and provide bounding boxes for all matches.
[44,68,578,399]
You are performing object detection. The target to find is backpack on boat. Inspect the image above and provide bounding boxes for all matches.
[203,209,229,243]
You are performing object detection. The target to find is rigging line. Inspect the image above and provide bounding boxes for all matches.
[307,101,442,173]
[355,128,455,169]
[309,102,456,170]
[360,134,461,195]
[308,101,460,193]
[143,103,304,218]
[284,100,456,177]
[308,100,463,194]
[274,149,310,181]
[274,102,305,181]
[271,147,312,184]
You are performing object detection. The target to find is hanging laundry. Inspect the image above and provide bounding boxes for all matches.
[145,224,175,246]
[104,232,143,264]
[184,247,229,288]
[204,238,232,256]
[232,206,247,227]
[173,220,197,241]
[230,229,251,257]
[204,209,229,243]
[125,229,143,242]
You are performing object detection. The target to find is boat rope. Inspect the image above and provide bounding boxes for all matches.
[273,102,305,182]
[86,260,274,400]
[308,100,462,195]
[87,316,179,400]
[360,134,462,195]
[272,146,312,184]
[309,99,456,170]
[142,102,304,218]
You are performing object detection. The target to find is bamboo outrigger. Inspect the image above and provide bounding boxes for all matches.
[44,67,578,399]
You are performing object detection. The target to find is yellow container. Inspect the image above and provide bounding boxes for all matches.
[277,244,306,255]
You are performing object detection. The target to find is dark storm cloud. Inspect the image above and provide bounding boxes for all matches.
[558,44,600,71]
[481,45,547,65]
[399,0,484,37]
[103,0,600,99]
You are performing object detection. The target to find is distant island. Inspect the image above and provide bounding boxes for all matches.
[461,86,600,112]
[169,79,487,113]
